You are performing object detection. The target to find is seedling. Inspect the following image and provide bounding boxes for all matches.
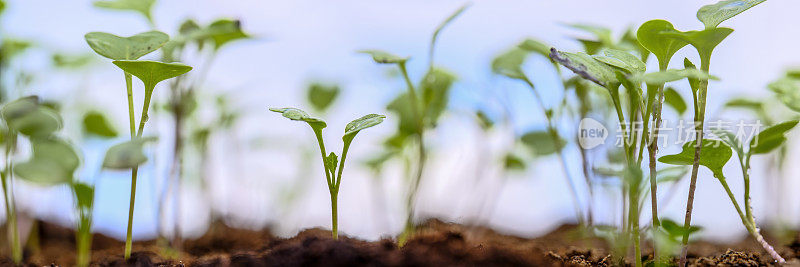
[708,121,798,264]
[653,1,765,264]
[358,5,466,244]
[270,107,384,239]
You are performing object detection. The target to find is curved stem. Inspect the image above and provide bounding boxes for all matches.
[2,133,20,264]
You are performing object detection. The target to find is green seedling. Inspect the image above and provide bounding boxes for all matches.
[83,110,119,138]
[308,83,340,113]
[492,43,585,225]
[709,121,797,264]
[270,107,384,239]
[656,219,701,257]
[12,136,96,267]
[0,96,61,264]
[112,60,191,258]
[358,4,466,245]
[656,1,765,265]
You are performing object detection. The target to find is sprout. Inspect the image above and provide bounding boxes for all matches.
[271,107,384,239]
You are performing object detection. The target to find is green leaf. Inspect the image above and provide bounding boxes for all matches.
[420,68,455,126]
[307,83,340,112]
[663,28,734,64]
[14,138,80,186]
[632,68,717,85]
[386,93,418,136]
[664,87,687,115]
[358,50,409,64]
[520,130,566,157]
[431,4,469,57]
[725,98,763,110]
[517,38,551,58]
[683,58,701,93]
[83,111,118,138]
[712,129,745,158]
[491,48,528,80]
[750,120,798,154]
[205,19,249,50]
[636,20,689,68]
[93,0,155,23]
[269,107,327,130]
[52,53,94,69]
[504,153,526,171]
[84,31,168,60]
[658,139,732,179]
[592,49,645,74]
[72,182,95,210]
[697,0,766,29]
[343,114,385,141]
[112,60,192,90]
[0,0,5,14]
[549,48,618,86]
[660,218,702,238]
[102,137,156,169]
[325,152,338,173]
[767,77,800,112]
[565,23,613,46]
[0,39,33,62]
[1,96,62,137]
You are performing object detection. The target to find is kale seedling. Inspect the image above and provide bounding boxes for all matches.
[270,107,384,239]
[652,1,766,264]
[85,30,191,258]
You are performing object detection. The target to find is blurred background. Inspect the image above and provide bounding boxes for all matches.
[2,0,799,245]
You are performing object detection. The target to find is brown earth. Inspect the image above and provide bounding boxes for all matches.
[1,219,799,266]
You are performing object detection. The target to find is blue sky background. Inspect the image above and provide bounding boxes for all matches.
[2,0,800,243]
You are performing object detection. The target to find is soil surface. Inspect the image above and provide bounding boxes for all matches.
[2,219,799,266]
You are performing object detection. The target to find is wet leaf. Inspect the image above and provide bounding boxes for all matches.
[658,139,732,179]
[269,107,327,130]
[83,111,118,138]
[307,83,340,112]
[636,20,689,68]
[85,31,168,60]
[102,137,156,169]
[750,120,798,154]
[697,0,766,29]
[343,114,385,141]
[112,60,192,90]
[358,50,408,64]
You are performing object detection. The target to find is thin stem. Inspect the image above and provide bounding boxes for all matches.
[679,58,710,267]
[630,181,642,267]
[124,167,138,259]
[738,155,785,263]
[522,76,585,225]
[330,190,338,240]
[125,72,136,138]
[2,132,20,264]
[398,62,427,242]
[648,63,669,265]
[312,129,332,187]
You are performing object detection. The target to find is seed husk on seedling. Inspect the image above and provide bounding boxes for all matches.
[270,107,384,239]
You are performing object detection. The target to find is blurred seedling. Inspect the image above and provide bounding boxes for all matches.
[270,107,384,240]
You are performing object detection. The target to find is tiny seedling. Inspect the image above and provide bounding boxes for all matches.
[358,4,466,244]
[85,29,190,258]
[709,121,798,264]
[655,1,766,264]
[270,107,384,239]
[0,96,62,264]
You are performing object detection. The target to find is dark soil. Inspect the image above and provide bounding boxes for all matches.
[2,219,799,266]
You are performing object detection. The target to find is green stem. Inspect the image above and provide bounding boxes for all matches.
[2,132,20,264]
[330,190,338,240]
[648,63,669,265]
[124,167,137,259]
[125,73,135,138]
[679,57,710,267]
[629,181,641,267]
[398,62,426,243]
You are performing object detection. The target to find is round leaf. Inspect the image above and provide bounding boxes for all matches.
[636,20,688,68]
[83,111,118,138]
[102,137,155,169]
[307,83,340,112]
[85,31,168,60]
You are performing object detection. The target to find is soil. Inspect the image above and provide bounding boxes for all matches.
[2,219,799,266]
